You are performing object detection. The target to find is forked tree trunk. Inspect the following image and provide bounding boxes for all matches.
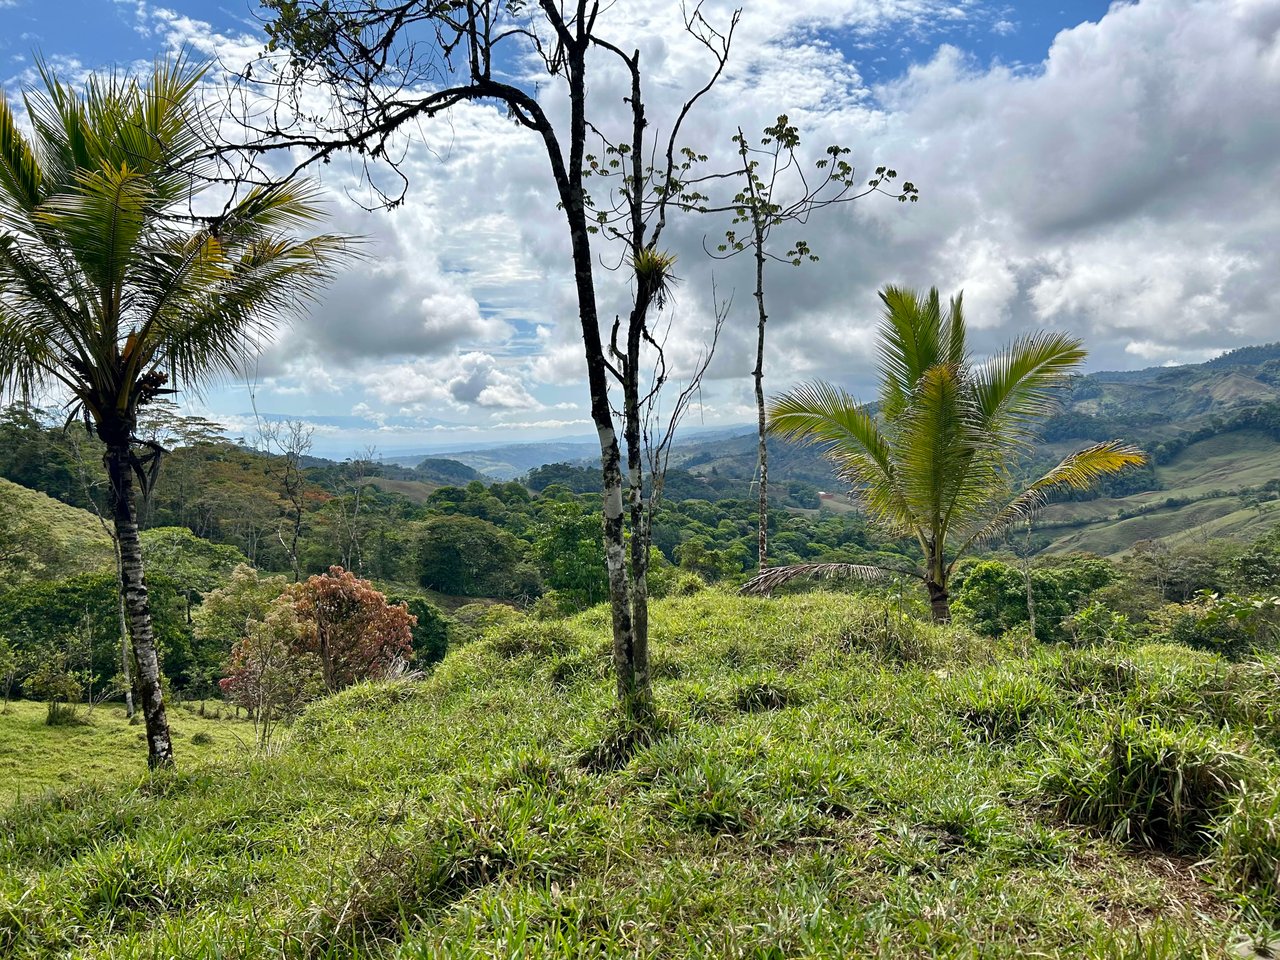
[105,442,174,769]
[554,38,648,718]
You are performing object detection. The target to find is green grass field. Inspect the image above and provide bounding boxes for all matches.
[3,590,1279,958]
[0,699,253,804]
[1040,429,1280,555]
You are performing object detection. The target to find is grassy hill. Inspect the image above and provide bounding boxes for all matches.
[4,590,1278,958]
[0,476,114,580]
[1039,429,1280,555]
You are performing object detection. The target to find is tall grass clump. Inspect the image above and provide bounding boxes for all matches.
[1036,716,1258,852]
[838,598,992,667]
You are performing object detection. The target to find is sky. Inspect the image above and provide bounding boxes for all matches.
[1,0,1278,457]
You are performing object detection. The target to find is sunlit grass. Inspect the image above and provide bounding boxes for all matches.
[2,589,1277,958]
[0,698,252,804]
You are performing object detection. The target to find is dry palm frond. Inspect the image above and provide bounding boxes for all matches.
[740,562,891,596]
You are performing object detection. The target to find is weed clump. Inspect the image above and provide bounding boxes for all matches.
[953,674,1059,741]
[733,680,794,713]
[577,709,674,774]
[491,621,579,660]
[1217,788,1280,910]
[1037,716,1256,853]
[1053,648,1140,695]
[839,601,989,667]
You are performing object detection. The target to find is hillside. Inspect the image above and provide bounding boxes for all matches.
[0,477,114,580]
[4,591,1278,958]
[1039,428,1280,555]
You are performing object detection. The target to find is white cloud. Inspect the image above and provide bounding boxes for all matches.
[39,0,1280,448]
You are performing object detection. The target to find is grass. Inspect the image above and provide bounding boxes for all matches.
[0,476,114,578]
[2,590,1279,958]
[0,699,252,804]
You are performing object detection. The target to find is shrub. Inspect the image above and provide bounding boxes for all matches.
[1064,601,1134,646]
[219,599,323,745]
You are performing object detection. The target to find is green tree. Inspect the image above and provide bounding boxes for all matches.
[0,634,16,712]
[749,286,1145,621]
[141,527,248,620]
[0,59,350,766]
[532,500,608,611]
[418,515,532,599]
[192,564,289,685]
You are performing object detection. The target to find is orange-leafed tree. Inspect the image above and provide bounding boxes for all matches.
[288,566,416,692]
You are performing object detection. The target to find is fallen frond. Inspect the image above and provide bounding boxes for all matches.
[740,562,891,596]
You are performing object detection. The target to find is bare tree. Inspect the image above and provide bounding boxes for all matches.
[235,0,741,719]
[696,116,917,570]
[256,416,315,582]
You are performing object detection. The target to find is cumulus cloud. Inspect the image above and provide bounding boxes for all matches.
[31,0,1280,449]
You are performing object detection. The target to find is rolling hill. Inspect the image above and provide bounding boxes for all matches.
[0,476,114,580]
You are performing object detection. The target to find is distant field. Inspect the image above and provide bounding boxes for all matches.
[361,476,442,504]
[1041,429,1280,555]
[0,699,252,804]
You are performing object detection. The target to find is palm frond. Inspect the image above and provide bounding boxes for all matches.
[876,285,937,417]
[971,331,1086,448]
[768,380,917,533]
[740,562,895,596]
[892,361,980,543]
[956,440,1147,556]
[0,96,43,213]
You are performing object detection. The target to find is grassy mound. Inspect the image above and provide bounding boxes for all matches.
[3,591,1279,958]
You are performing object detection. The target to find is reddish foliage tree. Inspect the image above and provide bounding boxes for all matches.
[288,566,416,691]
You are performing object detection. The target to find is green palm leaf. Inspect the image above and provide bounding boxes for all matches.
[757,285,1147,619]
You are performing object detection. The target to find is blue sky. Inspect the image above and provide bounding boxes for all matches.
[2,1,1277,457]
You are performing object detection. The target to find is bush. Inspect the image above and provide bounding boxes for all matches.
[1064,602,1133,646]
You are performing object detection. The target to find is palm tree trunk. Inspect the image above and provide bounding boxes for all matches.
[105,443,174,769]
[927,580,951,623]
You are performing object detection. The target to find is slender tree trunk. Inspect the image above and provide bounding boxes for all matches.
[623,278,658,720]
[555,38,645,717]
[105,443,174,769]
[752,227,769,571]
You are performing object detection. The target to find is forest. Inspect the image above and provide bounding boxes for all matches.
[2,1,1280,957]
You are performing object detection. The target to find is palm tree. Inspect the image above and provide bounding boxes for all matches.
[0,58,351,768]
[744,286,1145,622]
